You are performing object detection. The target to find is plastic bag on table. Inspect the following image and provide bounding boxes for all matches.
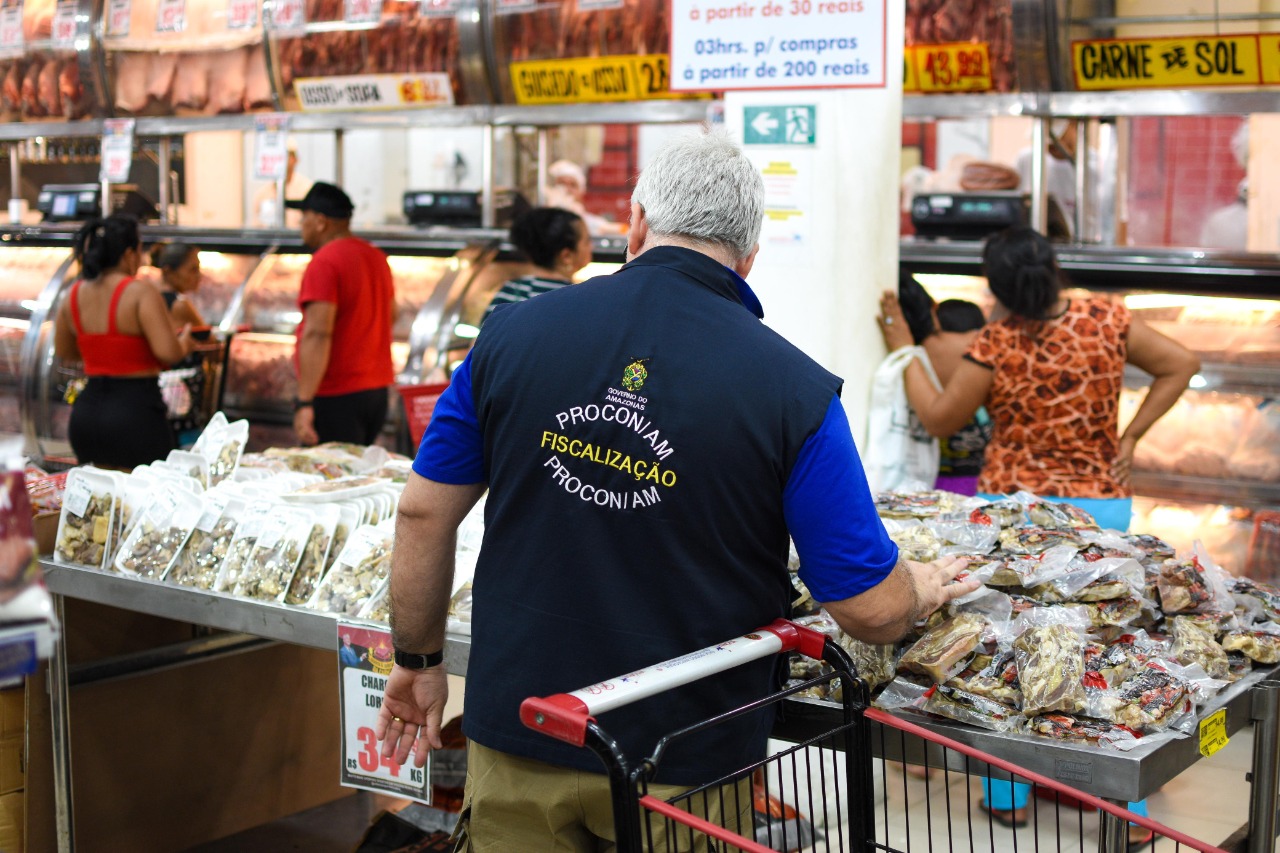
[1222,621,1280,664]
[234,504,315,601]
[283,503,341,606]
[0,437,39,601]
[1025,498,1100,531]
[922,684,1024,733]
[1049,557,1145,601]
[1015,623,1088,716]
[307,524,395,617]
[166,493,243,589]
[1028,713,1142,750]
[1092,662,1192,733]
[930,514,1001,552]
[1168,616,1230,680]
[1007,604,1091,637]
[53,468,119,570]
[897,613,988,684]
[1008,543,1081,585]
[949,645,1021,707]
[950,585,1013,621]
[873,677,930,711]
[112,486,202,578]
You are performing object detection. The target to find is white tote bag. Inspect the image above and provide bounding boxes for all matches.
[863,346,943,493]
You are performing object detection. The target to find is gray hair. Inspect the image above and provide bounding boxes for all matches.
[631,131,764,261]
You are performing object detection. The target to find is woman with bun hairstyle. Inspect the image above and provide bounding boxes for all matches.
[54,215,195,470]
[879,226,1199,835]
[150,242,205,330]
[482,207,592,326]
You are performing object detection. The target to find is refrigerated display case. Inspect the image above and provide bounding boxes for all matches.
[903,243,1280,579]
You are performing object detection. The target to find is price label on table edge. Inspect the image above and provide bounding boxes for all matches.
[1198,708,1228,758]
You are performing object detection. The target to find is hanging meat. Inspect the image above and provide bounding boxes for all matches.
[146,53,179,104]
[58,57,82,117]
[113,53,150,113]
[205,47,248,114]
[20,57,43,117]
[36,55,59,115]
[243,45,272,110]
[171,52,211,111]
[2,61,23,114]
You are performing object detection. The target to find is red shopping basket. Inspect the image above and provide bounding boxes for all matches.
[397,382,450,447]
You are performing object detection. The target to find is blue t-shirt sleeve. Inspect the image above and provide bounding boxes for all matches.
[784,395,899,603]
[411,353,486,484]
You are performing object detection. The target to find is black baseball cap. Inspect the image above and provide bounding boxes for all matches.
[285,182,354,219]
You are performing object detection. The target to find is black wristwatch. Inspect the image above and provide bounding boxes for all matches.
[294,398,314,411]
[393,649,444,670]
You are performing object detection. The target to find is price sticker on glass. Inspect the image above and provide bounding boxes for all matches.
[106,0,131,36]
[0,1,24,61]
[51,0,78,49]
[99,119,136,184]
[337,622,432,800]
[226,0,257,30]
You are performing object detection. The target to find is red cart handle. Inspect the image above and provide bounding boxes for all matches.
[520,619,828,747]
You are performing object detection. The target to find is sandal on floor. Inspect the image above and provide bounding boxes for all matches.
[978,802,1029,829]
[1128,829,1155,852]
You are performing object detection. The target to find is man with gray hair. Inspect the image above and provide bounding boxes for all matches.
[376,130,975,849]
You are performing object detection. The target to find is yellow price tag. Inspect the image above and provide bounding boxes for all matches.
[903,52,920,93]
[1073,36,1260,90]
[907,43,992,93]
[510,55,705,105]
[1198,709,1228,758]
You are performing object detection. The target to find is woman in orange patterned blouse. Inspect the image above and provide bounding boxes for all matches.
[880,226,1200,835]
[880,226,1199,530]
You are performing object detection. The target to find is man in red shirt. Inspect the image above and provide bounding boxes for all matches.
[287,182,396,446]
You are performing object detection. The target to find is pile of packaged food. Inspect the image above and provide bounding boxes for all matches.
[790,489,1280,751]
[50,412,412,622]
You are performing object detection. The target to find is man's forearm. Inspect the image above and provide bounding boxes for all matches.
[388,512,456,654]
[296,330,332,401]
[822,558,922,645]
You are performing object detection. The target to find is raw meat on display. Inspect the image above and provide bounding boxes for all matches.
[206,47,248,114]
[171,52,211,110]
[905,0,1014,91]
[146,53,179,102]
[114,52,150,112]
[36,56,59,115]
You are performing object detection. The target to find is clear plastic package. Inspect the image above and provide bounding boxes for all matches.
[193,413,249,486]
[53,468,119,569]
[113,487,203,578]
[166,494,244,589]
[164,449,211,489]
[307,524,395,616]
[283,504,341,606]
[1014,624,1088,716]
[213,500,270,592]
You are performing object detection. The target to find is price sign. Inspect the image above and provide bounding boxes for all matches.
[337,623,432,799]
[0,1,24,61]
[294,73,454,111]
[494,0,536,13]
[253,113,290,180]
[226,0,257,30]
[509,55,697,105]
[106,0,130,36]
[155,0,186,32]
[343,0,380,24]
[1072,35,1260,90]
[51,0,78,49]
[99,118,136,184]
[1198,708,1229,758]
[269,0,306,35]
[419,0,456,15]
[909,43,992,93]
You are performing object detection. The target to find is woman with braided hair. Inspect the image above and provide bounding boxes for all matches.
[53,214,195,469]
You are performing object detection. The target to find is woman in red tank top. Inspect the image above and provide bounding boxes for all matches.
[53,215,195,470]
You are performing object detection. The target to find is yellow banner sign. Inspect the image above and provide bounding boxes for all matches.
[1073,35,1260,90]
[1260,34,1280,84]
[903,43,991,94]
[511,55,703,105]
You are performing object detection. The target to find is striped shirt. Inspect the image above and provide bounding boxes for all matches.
[481,275,569,326]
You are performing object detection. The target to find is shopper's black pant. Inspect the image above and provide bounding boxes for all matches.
[69,376,175,470]
[313,386,390,446]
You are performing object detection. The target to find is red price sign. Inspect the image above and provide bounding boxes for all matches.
[51,0,77,48]
[155,0,186,32]
[337,623,431,799]
[106,0,130,36]
[398,75,450,106]
[270,0,305,33]
[226,0,257,29]
[99,118,136,184]
[911,43,992,93]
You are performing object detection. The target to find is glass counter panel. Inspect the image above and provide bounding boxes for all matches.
[241,253,309,333]
[387,255,457,340]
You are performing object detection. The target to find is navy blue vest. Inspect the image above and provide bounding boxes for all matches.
[464,245,842,784]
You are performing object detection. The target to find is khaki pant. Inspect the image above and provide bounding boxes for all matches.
[453,741,754,852]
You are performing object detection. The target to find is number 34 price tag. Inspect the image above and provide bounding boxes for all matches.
[337,622,432,800]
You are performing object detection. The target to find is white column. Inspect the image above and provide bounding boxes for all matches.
[723,2,904,446]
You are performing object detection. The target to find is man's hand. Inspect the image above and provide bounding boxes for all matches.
[905,555,981,619]
[376,664,448,769]
[293,406,319,446]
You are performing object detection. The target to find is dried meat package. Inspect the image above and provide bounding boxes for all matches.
[1222,627,1280,664]
[0,438,39,601]
[1229,576,1280,623]
[1157,558,1213,613]
[1103,665,1190,733]
[897,613,987,684]
[1028,713,1140,749]
[922,684,1022,733]
[1026,500,1099,531]
[949,647,1021,707]
[1169,616,1230,680]
[1014,624,1087,717]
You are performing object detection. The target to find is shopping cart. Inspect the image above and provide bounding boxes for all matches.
[522,619,1234,853]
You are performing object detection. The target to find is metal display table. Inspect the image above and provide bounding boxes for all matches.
[39,560,1280,853]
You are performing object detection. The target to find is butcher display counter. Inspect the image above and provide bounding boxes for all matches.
[0,244,73,450]
[0,0,104,122]
[103,0,273,116]
[901,241,1280,580]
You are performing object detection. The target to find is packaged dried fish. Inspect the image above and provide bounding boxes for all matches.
[1221,629,1280,664]
[897,613,987,684]
[1157,558,1213,614]
[1083,639,1144,688]
[930,514,1001,553]
[1169,617,1229,679]
[284,503,340,606]
[837,634,896,690]
[213,503,269,592]
[1026,500,1099,531]
[283,475,385,500]
[1122,533,1176,562]
[192,414,249,487]
[1008,543,1079,585]
[949,647,1021,706]
[307,524,395,617]
[53,468,119,569]
[887,523,940,563]
[1229,577,1280,622]
[968,499,1024,529]
[922,684,1022,733]
[1080,596,1143,630]
[234,505,314,601]
[874,490,961,519]
[1106,665,1190,732]
[112,487,202,578]
[998,526,1085,556]
[1028,713,1139,748]
[164,450,210,490]
[166,494,244,589]
[1014,624,1087,716]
